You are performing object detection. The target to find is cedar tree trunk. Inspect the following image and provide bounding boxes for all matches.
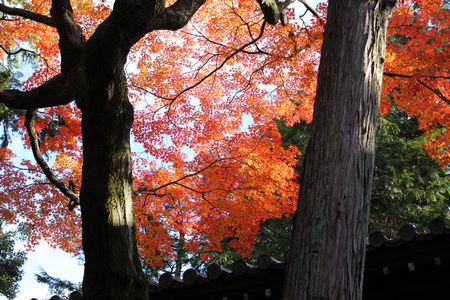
[282,1,395,299]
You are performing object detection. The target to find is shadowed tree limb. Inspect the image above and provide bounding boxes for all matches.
[0,3,55,27]
[50,0,86,73]
[153,0,207,30]
[0,74,74,109]
[256,0,299,25]
[25,110,80,210]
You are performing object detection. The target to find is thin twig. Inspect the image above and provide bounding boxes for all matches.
[297,0,323,23]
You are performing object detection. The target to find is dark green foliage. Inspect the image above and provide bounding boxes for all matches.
[370,108,450,234]
[142,232,205,280]
[35,269,79,295]
[388,34,410,47]
[275,119,309,179]
[0,230,26,299]
[0,42,44,147]
[0,66,67,151]
[251,216,292,260]
[0,68,22,147]
[207,216,293,266]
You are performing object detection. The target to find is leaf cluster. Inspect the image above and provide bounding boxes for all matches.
[0,68,22,147]
[0,230,26,300]
[35,269,80,296]
[371,107,450,234]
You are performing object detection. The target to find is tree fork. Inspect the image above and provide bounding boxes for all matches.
[282,1,396,299]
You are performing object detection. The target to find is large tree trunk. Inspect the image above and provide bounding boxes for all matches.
[79,28,148,300]
[80,79,148,300]
[282,1,395,299]
[80,78,148,299]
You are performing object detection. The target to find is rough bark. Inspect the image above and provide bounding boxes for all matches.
[80,64,146,299]
[282,1,395,300]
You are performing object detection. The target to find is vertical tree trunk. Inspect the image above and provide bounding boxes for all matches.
[79,37,148,300]
[282,1,395,299]
[174,231,186,278]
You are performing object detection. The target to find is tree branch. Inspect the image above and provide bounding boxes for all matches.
[0,44,58,75]
[153,0,206,30]
[0,74,74,109]
[50,0,85,72]
[25,110,80,210]
[384,72,450,80]
[256,0,282,25]
[384,72,450,105]
[139,21,267,115]
[298,0,322,21]
[0,3,55,27]
[255,0,298,25]
[417,79,450,105]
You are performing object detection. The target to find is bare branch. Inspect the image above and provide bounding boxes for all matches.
[384,72,450,105]
[417,79,450,105]
[383,72,450,80]
[153,0,206,31]
[298,0,322,21]
[0,44,35,56]
[133,153,249,198]
[0,3,55,27]
[25,110,80,210]
[0,44,58,76]
[0,74,74,109]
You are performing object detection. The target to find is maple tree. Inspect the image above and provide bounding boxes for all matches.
[383,0,449,166]
[0,0,448,299]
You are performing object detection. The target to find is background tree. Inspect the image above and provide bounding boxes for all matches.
[371,107,450,234]
[0,67,22,148]
[35,269,80,296]
[0,228,26,300]
[0,68,26,300]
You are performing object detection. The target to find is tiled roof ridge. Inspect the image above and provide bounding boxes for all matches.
[153,218,449,289]
[40,218,450,299]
